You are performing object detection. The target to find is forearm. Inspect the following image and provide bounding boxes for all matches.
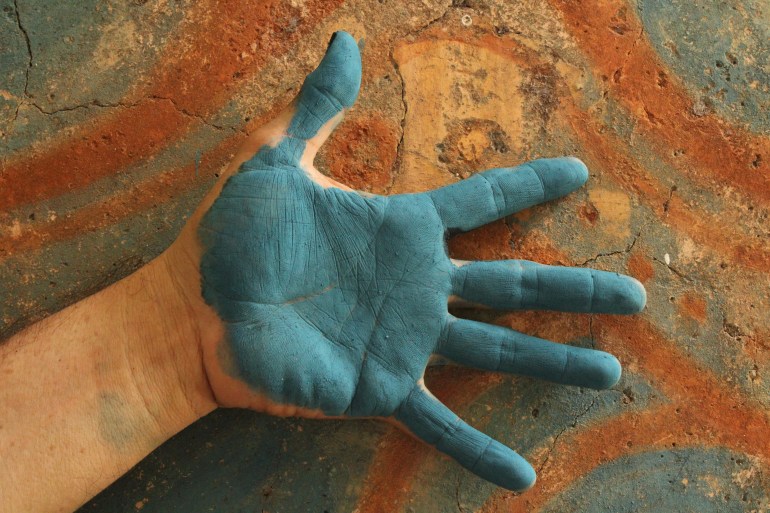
[0,251,218,513]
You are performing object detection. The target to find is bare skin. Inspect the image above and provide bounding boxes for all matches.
[0,252,218,513]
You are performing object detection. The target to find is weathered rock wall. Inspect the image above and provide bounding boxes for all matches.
[2,0,769,511]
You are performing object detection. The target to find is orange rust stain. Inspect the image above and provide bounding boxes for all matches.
[146,0,300,115]
[565,104,770,271]
[627,251,654,283]
[550,0,770,205]
[597,316,770,454]
[578,201,599,225]
[447,220,517,262]
[355,429,424,513]
[678,293,707,323]
[0,99,187,213]
[1,0,344,212]
[562,101,770,273]
[323,113,399,193]
[512,229,573,267]
[498,310,591,348]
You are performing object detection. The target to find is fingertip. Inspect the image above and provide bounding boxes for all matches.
[567,348,622,389]
[514,462,538,492]
[328,30,356,52]
[528,157,589,200]
[594,353,623,389]
[631,277,648,312]
[592,272,648,315]
[505,455,537,492]
[565,156,590,186]
[520,468,538,491]
[617,276,647,314]
[476,442,537,492]
[320,30,362,107]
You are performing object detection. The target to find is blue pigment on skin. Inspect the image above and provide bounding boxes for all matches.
[198,31,646,492]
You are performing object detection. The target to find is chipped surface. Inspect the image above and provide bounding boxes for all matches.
[1,0,769,511]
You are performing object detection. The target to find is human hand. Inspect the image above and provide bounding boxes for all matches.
[169,31,646,492]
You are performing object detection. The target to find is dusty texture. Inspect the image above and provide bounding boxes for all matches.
[1,0,769,511]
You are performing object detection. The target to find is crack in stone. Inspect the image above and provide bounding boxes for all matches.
[6,6,235,136]
[537,393,598,474]
[418,1,455,34]
[147,95,240,132]
[578,229,641,266]
[385,1,454,195]
[386,47,408,195]
[652,256,691,282]
[663,185,676,216]
[28,99,142,115]
[455,470,466,513]
[11,0,32,122]
[22,95,238,134]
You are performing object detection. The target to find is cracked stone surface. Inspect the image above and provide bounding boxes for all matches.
[1,0,770,512]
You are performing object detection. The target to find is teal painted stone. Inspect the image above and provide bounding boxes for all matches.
[541,447,770,512]
[640,0,770,134]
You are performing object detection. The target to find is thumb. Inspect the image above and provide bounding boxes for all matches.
[234,31,362,185]
[289,31,362,157]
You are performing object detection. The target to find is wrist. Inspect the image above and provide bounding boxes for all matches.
[0,246,219,513]
[122,248,221,429]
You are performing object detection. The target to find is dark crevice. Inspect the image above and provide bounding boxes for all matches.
[663,185,677,216]
[455,470,466,513]
[28,99,141,115]
[24,96,239,134]
[385,1,453,195]
[13,0,31,96]
[147,95,239,132]
[537,394,598,474]
[386,48,408,195]
[652,256,691,282]
[578,230,641,266]
[11,0,32,122]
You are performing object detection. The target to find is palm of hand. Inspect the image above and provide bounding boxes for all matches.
[201,165,450,417]
[196,32,645,491]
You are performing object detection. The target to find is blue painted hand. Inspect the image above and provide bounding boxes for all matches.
[196,31,646,491]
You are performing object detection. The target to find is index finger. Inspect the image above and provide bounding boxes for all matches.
[427,157,589,232]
